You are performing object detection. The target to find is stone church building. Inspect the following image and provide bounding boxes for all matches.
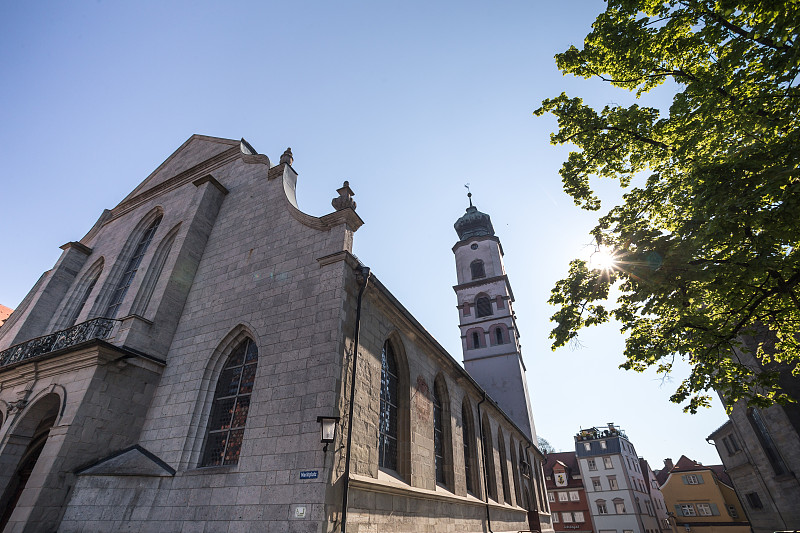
[0,135,552,532]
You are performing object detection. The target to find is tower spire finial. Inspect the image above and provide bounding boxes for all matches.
[464,183,473,207]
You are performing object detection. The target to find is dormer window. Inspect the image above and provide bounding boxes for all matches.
[470,260,486,280]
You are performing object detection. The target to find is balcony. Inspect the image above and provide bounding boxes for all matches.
[0,318,120,369]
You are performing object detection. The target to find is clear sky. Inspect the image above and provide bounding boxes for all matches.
[0,1,729,466]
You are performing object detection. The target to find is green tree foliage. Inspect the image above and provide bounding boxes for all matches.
[536,0,800,412]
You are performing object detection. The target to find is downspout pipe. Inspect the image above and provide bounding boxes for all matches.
[477,392,495,533]
[340,265,370,533]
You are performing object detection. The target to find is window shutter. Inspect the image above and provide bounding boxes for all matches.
[682,475,688,484]
[674,505,683,516]
[709,503,719,516]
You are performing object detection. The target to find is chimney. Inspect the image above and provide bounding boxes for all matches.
[664,458,674,471]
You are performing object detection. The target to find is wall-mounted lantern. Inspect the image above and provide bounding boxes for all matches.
[317,416,340,452]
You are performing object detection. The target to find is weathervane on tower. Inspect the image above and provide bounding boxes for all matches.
[464,183,473,207]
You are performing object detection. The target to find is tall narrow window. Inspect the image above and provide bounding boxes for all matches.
[482,416,497,500]
[433,383,445,485]
[106,216,162,318]
[495,327,504,345]
[65,275,98,327]
[476,296,493,317]
[462,401,476,494]
[472,331,481,349]
[470,260,485,279]
[748,408,787,475]
[498,431,511,504]
[200,338,258,467]
[379,341,399,471]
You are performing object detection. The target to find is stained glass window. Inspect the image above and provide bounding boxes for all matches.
[433,385,445,484]
[200,338,258,467]
[379,341,399,471]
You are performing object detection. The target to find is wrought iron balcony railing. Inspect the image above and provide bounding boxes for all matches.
[0,317,119,369]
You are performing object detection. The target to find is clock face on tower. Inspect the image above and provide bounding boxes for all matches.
[471,243,479,250]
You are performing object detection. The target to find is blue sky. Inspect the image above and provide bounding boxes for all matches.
[0,1,728,465]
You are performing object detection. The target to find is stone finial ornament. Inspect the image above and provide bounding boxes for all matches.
[280,147,293,166]
[331,181,357,211]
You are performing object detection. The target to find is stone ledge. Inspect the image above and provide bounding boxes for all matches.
[317,251,360,269]
[349,472,527,513]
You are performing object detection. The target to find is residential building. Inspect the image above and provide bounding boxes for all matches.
[707,333,800,533]
[0,135,552,532]
[0,306,11,328]
[657,456,749,533]
[545,451,593,533]
[575,424,664,533]
[639,458,670,532]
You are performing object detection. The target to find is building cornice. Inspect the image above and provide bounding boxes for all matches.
[453,274,515,302]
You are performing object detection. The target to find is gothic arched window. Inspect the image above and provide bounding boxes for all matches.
[476,296,493,317]
[106,215,162,318]
[379,341,399,471]
[498,430,511,504]
[462,401,477,495]
[200,338,258,467]
[482,415,498,501]
[470,260,486,280]
[63,259,103,328]
[433,383,445,485]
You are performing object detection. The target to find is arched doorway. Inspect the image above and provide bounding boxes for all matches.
[0,394,60,530]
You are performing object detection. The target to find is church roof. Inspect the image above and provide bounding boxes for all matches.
[454,204,494,241]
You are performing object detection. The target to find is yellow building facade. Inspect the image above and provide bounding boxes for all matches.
[658,456,749,533]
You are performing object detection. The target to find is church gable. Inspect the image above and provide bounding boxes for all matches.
[119,135,240,205]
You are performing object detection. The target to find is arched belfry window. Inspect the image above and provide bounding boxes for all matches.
[494,326,506,346]
[379,341,399,471]
[476,296,493,317]
[200,338,258,467]
[470,260,485,280]
[106,215,162,318]
[472,331,481,349]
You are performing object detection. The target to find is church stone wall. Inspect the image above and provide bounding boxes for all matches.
[58,152,355,532]
[337,280,544,532]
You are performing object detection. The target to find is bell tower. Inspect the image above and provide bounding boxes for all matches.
[453,193,537,440]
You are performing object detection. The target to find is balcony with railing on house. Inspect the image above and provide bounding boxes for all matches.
[0,318,121,370]
[575,423,627,442]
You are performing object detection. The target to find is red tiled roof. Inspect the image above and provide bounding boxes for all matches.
[709,464,733,486]
[658,455,730,486]
[655,467,670,487]
[0,304,12,325]
[544,451,584,489]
